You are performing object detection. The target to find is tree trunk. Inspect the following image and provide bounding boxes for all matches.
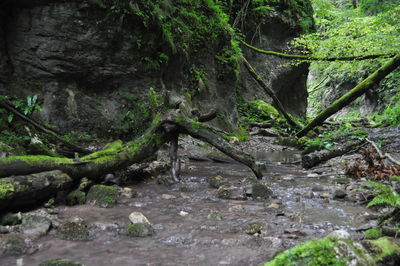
[0,110,263,181]
[302,140,364,169]
[241,56,301,129]
[296,54,400,137]
[0,170,74,211]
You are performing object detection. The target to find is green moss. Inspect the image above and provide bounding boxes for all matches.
[0,183,15,199]
[370,237,400,262]
[389,176,400,182]
[266,238,348,266]
[66,190,86,206]
[126,223,155,237]
[1,155,73,165]
[252,183,272,200]
[39,259,84,266]
[246,223,263,235]
[57,222,90,241]
[364,228,383,239]
[86,185,118,208]
[3,235,28,255]
[81,140,123,161]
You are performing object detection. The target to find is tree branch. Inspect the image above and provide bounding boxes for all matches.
[242,41,395,61]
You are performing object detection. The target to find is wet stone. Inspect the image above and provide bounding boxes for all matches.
[66,190,86,206]
[1,235,29,255]
[128,212,151,224]
[333,189,347,199]
[57,222,90,241]
[217,186,247,200]
[86,185,118,208]
[0,225,10,234]
[0,213,21,226]
[252,183,272,200]
[20,215,52,237]
[161,194,176,200]
[326,230,350,239]
[208,175,228,189]
[120,187,137,198]
[39,258,85,266]
[125,223,155,237]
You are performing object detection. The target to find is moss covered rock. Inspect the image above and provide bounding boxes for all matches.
[57,222,90,241]
[86,185,118,208]
[125,223,155,237]
[247,100,279,121]
[0,212,21,226]
[1,235,28,255]
[266,237,400,265]
[208,175,228,189]
[39,259,84,266]
[66,190,86,206]
[252,183,272,200]
[20,215,52,237]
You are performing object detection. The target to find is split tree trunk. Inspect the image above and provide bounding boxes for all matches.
[296,54,400,137]
[0,110,263,209]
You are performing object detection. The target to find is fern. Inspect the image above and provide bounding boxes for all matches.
[366,181,400,207]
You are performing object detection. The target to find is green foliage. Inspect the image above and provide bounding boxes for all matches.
[266,238,348,266]
[364,228,383,239]
[296,0,400,116]
[373,93,400,126]
[366,181,400,208]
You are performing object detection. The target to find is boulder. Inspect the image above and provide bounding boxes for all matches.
[20,215,52,237]
[56,222,89,241]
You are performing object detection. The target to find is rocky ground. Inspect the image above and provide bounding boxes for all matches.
[0,129,399,266]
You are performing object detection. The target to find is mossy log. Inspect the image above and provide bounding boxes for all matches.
[302,140,364,169]
[0,170,73,211]
[296,53,400,137]
[0,110,262,180]
[242,41,395,61]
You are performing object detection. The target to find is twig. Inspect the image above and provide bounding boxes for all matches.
[366,138,400,166]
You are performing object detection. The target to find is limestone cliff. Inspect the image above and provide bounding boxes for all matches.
[0,0,313,139]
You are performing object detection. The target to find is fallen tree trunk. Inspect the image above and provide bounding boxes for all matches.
[296,54,400,137]
[0,170,74,211]
[0,110,262,180]
[302,140,364,169]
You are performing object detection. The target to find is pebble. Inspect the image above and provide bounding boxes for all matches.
[266,203,280,209]
[333,189,347,199]
[161,194,176,200]
[327,229,350,239]
[179,211,189,217]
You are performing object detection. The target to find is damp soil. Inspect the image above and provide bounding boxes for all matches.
[0,139,378,266]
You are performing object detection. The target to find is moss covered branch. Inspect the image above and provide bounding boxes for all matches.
[0,110,262,181]
[242,41,395,61]
[296,53,400,137]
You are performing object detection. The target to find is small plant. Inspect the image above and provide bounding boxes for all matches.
[366,181,400,208]
[364,228,383,239]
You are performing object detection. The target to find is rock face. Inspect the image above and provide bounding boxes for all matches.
[0,0,312,138]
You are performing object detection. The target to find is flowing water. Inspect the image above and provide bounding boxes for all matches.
[0,150,375,266]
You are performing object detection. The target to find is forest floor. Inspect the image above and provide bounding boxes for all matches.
[0,128,399,266]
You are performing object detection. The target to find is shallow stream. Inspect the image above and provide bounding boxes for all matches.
[0,150,375,266]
